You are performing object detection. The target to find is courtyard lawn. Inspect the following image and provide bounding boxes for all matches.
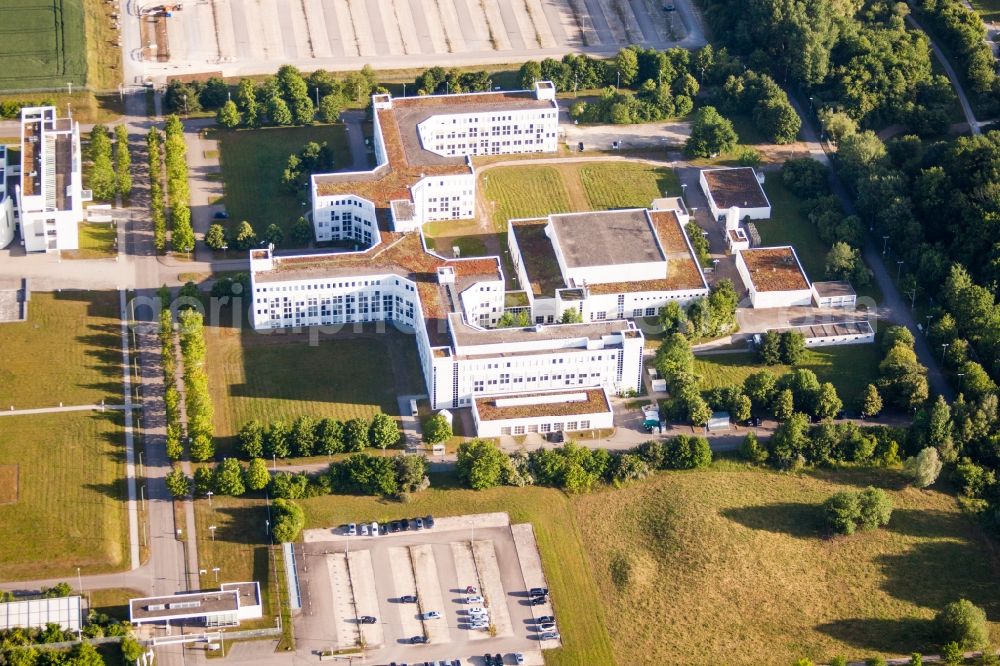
[482,165,573,232]
[0,290,122,409]
[692,345,882,408]
[300,478,616,666]
[63,222,116,259]
[0,411,127,580]
[216,124,350,244]
[578,162,681,210]
[205,325,424,457]
[423,218,489,257]
[573,464,1000,665]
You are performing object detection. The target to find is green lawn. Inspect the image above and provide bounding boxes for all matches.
[0,0,87,90]
[0,291,122,409]
[300,478,616,666]
[0,411,127,580]
[423,218,489,257]
[205,325,424,457]
[574,464,1000,665]
[692,345,882,408]
[64,222,116,259]
[216,124,350,244]
[482,165,573,232]
[579,162,680,210]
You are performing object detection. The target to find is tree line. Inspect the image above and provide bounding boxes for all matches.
[178,308,214,461]
[237,412,401,460]
[147,128,166,252]
[163,115,194,253]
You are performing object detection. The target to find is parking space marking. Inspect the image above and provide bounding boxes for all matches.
[331,0,361,57]
[451,0,489,51]
[418,0,451,52]
[449,541,490,640]
[389,0,422,54]
[347,549,385,647]
[325,554,360,649]
[436,0,469,53]
[511,523,562,648]
[480,0,514,50]
[524,0,558,48]
[388,546,424,641]
[256,0,287,61]
[410,544,451,645]
[506,0,540,49]
[301,0,333,58]
[347,0,378,56]
[472,539,514,638]
[287,0,316,59]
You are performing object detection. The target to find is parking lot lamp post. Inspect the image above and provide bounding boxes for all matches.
[896,260,903,281]
[209,525,216,541]
[77,567,82,594]
[183,94,188,116]
[265,519,270,540]
[941,343,949,364]
[681,183,687,200]
[925,315,932,332]
[206,490,213,507]
[212,567,220,583]
[882,236,889,256]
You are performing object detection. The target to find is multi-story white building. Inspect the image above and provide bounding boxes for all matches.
[15,107,88,252]
[249,222,647,416]
[507,207,710,324]
[310,82,559,239]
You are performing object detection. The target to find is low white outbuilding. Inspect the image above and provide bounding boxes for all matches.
[0,596,82,632]
[812,281,857,308]
[699,167,771,222]
[735,246,813,309]
[472,387,614,438]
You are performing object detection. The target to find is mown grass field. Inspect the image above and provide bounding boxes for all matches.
[692,345,882,408]
[579,162,680,210]
[204,326,424,457]
[300,477,616,666]
[0,411,127,580]
[194,493,278,627]
[0,291,122,409]
[216,124,350,243]
[482,165,573,232]
[423,218,489,257]
[573,464,1000,665]
[0,0,86,90]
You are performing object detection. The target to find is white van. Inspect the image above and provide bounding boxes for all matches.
[409,399,419,417]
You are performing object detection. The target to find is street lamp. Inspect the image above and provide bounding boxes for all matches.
[941,343,950,364]
[925,315,932,332]
[681,183,688,199]
[882,236,889,256]
[209,525,217,541]
[182,94,188,116]
[212,567,220,582]
[206,490,213,507]
[896,260,904,281]
[616,70,621,89]
[265,519,270,537]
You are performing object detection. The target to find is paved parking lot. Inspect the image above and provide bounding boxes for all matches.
[294,513,555,665]
[141,0,696,81]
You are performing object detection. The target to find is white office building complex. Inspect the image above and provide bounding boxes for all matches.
[15,107,88,252]
[507,207,710,324]
[0,146,16,250]
[249,201,709,424]
[310,82,559,238]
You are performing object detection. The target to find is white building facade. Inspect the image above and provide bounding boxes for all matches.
[310,83,558,239]
[735,246,813,309]
[700,167,771,222]
[472,388,615,437]
[15,107,88,252]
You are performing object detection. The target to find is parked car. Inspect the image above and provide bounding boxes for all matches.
[539,622,556,631]
[530,597,546,606]
[401,518,411,531]
[546,430,564,443]
[465,595,484,604]
[371,521,379,535]
[494,656,502,666]
[380,523,389,535]
[465,585,477,594]
[358,616,376,624]
[360,523,370,536]
[514,653,525,665]
[540,631,560,640]
[423,611,441,620]
[529,587,549,597]
[399,595,417,603]
[535,615,554,624]
[414,517,424,530]
[483,656,494,666]
[662,3,676,10]
[410,635,427,644]
[213,210,229,219]
[467,606,486,615]
[348,523,357,536]
[390,520,401,533]
[424,515,435,528]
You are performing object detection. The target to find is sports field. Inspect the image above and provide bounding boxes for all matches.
[0,411,127,580]
[0,0,87,90]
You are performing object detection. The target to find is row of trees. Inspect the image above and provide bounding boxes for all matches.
[1,640,116,666]
[178,309,214,461]
[85,125,132,201]
[877,325,930,411]
[167,457,271,499]
[756,330,807,366]
[455,436,712,493]
[205,217,312,253]
[237,412,400,459]
[659,279,739,341]
[159,303,184,461]
[147,128,167,252]
[282,140,335,193]
[163,116,194,252]
[917,0,999,110]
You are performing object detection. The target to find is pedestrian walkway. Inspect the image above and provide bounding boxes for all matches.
[0,403,136,416]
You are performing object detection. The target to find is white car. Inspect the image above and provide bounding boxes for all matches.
[371,521,379,535]
[347,523,357,536]
[467,606,486,615]
[423,610,442,620]
[465,595,484,604]
[514,654,525,665]
[360,523,369,536]
[469,621,488,630]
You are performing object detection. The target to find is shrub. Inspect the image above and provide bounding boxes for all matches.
[457,439,508,490]
[935,599,989,651]
[824,491,861,535]
[740,432,768,464]
[824,486,892,535]
[369,412,400,449]
[272,498,305,542]
[423,413,452,444]
[903,447,943,488]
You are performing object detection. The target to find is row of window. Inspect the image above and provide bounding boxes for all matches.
[256,280,413,294]
[500,420,591,436]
